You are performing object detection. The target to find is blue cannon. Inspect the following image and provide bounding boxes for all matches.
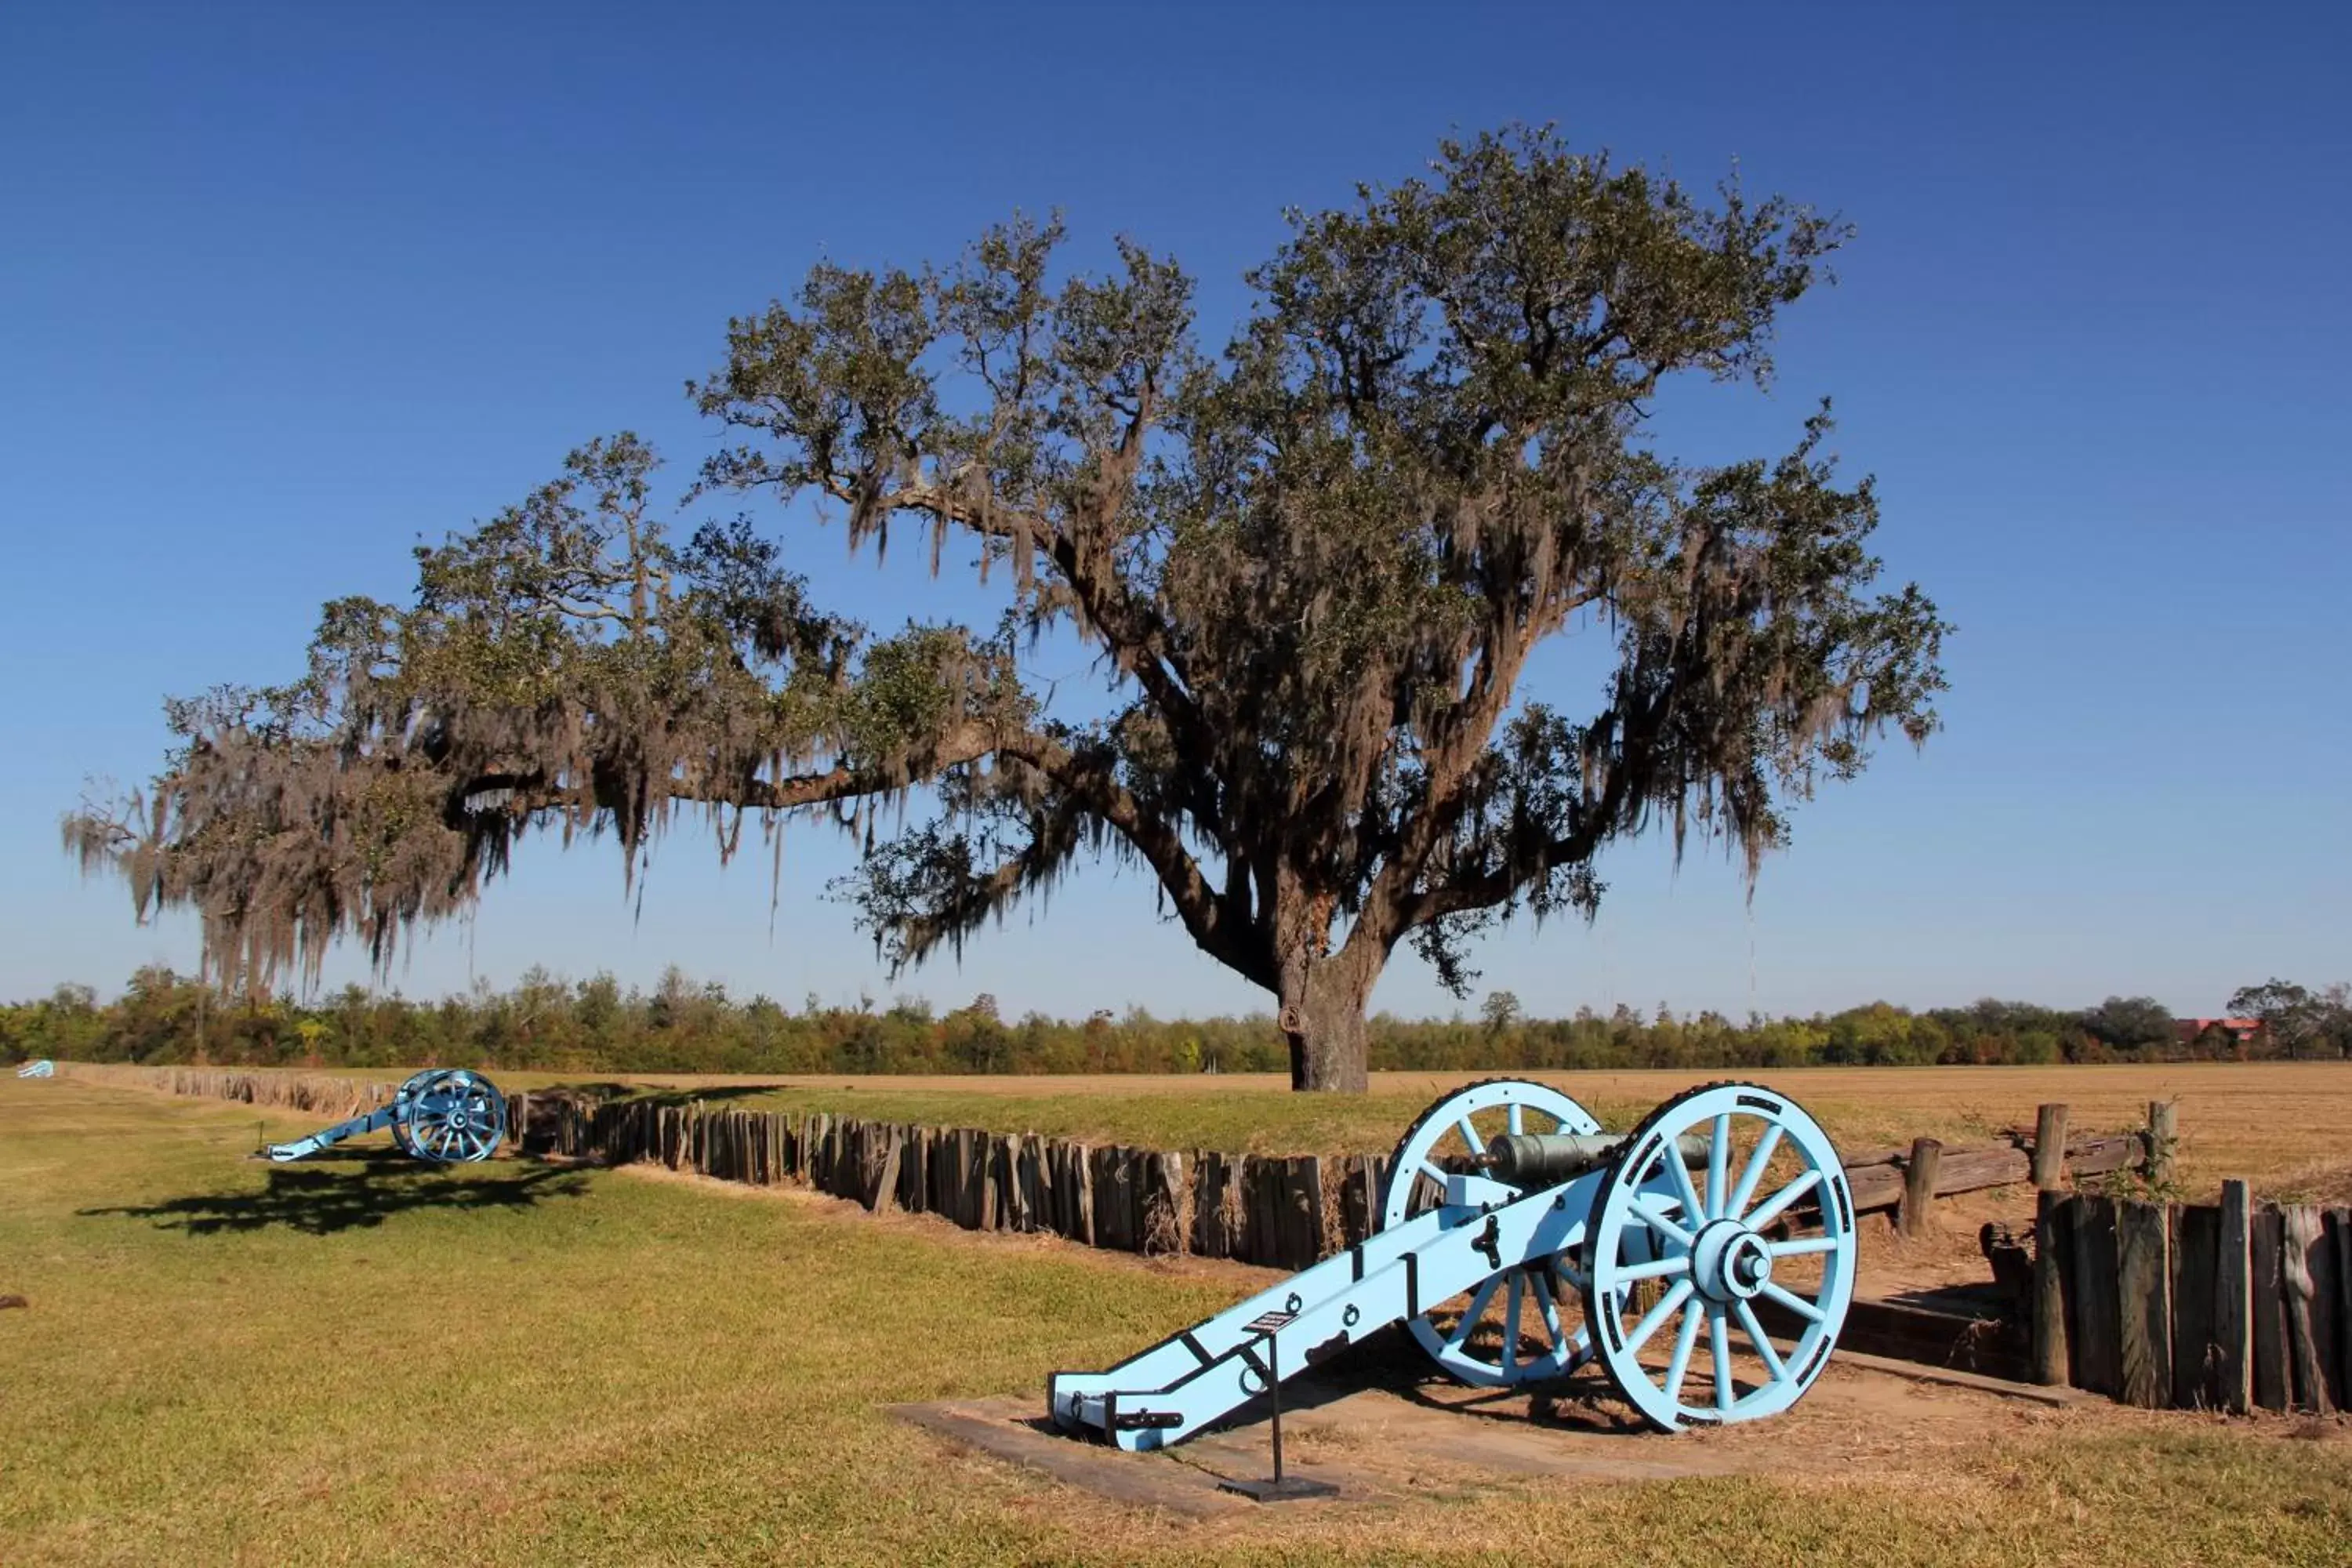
[16,1059,56,1079]
[1051,1079,1857,1443]
[260,1069,509,1163]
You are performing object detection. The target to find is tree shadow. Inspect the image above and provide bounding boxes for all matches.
[81,1155,592,1237]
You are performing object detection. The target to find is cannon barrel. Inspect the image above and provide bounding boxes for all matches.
[1482,1130,1709,1186]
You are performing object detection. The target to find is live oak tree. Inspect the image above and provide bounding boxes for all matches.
[67,127,1948,1092]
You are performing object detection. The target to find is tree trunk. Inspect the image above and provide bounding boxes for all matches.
[1279,955,1374,1093]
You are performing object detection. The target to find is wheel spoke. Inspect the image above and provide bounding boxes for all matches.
[1735,1300,1787,1382]
[1661,1138,1707,1230]
[1445,1276,1503,1349]
[1710,1306,1735,1413]
[1418,1157,1450,1190]
[1454,1116,1483,1160]
[1622,1278,1695,1357]
[1613,1254,1691,1283]
[1727,1123,1784,1220]
[1507,1102,1525,1136]
[1704,1113,1731,1220]
[1663,1300,1704,1407]
[1744,1168,1823,1230]
[1530,1270,1566,1347]
[1767,1236,1840,1258]
[1502,1272,1523,1374]
[1759,1280,1824,1324]
[1631,1200,1694,1249]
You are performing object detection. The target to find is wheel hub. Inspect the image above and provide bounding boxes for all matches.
[1690,1219,1773,1303]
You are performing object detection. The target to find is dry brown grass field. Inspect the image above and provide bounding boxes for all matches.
[597,1061,2352,1203]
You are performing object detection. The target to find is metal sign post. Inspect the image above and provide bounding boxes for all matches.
[1217,1310,1337,1502]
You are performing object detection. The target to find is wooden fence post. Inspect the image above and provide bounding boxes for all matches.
[1900,1138,1944,1239]
[2216,1179,2253,1415]
[2144,1101,2179,1192]
[2070,1192,2122,1396]
[2172,1200,2220,1408]
[2116,1199,2172,1407]
[2281,1205,2329,1414]
[2032,1104,2071,1191]
[2329,1208,2352,1412]
[2033,1189,2071,1385]
[2252,1203,2288,1412]
[2030,1110,2070,1387]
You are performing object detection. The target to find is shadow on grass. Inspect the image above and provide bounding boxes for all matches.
[80,1149,591,1236]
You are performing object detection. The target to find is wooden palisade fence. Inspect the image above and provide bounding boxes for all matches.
[2037,1179,2352,1414]
[60,1062,2145,1276]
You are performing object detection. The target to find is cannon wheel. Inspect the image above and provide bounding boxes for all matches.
[1379,1077,1599,1388]
[1580,1080,1855,1431]
[392,1069,507,1163]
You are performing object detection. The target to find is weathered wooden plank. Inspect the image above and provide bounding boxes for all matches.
[2216,1179,2253,1414]
[1071,1142,1094,1246]
[1016,1136,1046,1234]
[1843,1133,2135,1218]
[2281,1204,2329,1414]
[1087,1146,1123,1251]
[1141,1150,1182,1254]
[2033,1189,2070,1386]
[1123,1148,1151,1250]
[2252,1203,2288,1413]
[2068,1192,2121,1396]
[2172,1201,2220,1409]
[1751,1295,2032,1382]
[2331,1208,2352,1411]
[1245,1156,1278,1268]
[2116,1198,2172,1408]
[1290,1156,1326,1269]
[1338,1154,1374,1247]
[869,1127,904,1214]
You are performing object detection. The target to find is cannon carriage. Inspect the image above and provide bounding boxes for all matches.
[258,1068,509,1164]
[1051,1077,1857,1444]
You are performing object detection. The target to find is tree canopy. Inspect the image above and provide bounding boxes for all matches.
[67,125,1949,1091]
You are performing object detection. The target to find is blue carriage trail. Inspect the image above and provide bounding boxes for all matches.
[1050,1079,1858,1445]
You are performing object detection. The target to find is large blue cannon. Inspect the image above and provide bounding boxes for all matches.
[1051,1079,1857,1444]
[260,1069,509,1164]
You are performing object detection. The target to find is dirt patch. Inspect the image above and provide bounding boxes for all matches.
[895,1353,2092,1519]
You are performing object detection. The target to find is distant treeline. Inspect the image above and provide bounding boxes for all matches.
[9,964,2348,1076]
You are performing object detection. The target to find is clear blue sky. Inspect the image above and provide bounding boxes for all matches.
[4,2,2346,1023]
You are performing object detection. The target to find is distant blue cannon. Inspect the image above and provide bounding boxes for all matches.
[16,1059,55,1079]
[260,1069,509,1163]
[1051,1079,1857,1449]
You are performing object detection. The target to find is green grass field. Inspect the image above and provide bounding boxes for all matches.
[4,1076,2348,1565]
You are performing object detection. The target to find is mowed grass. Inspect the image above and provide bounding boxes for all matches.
[601,1061,2352,1200]
[5,1080,2349,1566]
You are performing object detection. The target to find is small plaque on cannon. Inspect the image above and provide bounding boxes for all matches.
[1243,1311,1296,1336]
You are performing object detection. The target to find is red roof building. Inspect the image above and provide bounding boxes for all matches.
[2174,1016,2264,1046]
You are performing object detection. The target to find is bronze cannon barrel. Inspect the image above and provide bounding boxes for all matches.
[1482,1130,1711,1187]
